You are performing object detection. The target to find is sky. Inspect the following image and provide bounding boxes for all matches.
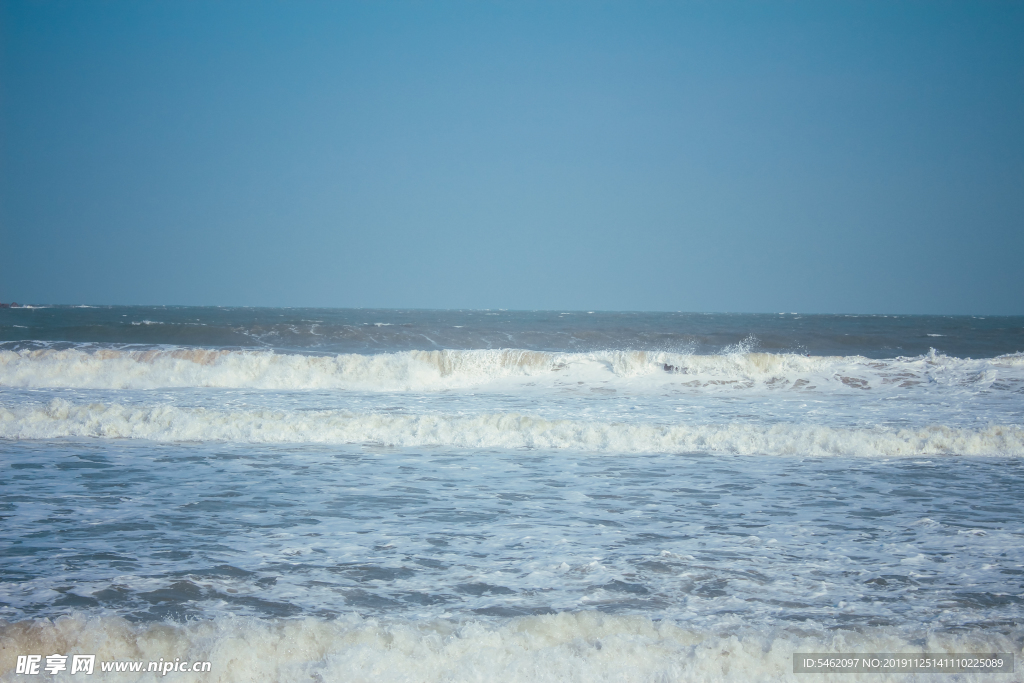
[1,1,1022,314]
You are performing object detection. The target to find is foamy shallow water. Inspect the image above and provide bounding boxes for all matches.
[4,440,1024,626]
[1,309,1023,681]
[2,613,1020,683]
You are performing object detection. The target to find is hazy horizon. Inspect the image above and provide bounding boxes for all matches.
[5,303,1024,317]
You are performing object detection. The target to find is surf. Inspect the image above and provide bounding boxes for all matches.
[1,346,1021,393]
[1,612,1016,683]
[2,398,1022,457]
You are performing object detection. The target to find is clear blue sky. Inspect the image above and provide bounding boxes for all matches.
[2,1,1022,313]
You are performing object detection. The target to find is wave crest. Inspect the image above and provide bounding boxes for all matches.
[2,399,1022,456]
[2,347,1022,392]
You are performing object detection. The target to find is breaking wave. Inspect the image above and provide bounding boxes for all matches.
[2,399,1022,456]
[0,612,1017,683]
[1,346,1022,392]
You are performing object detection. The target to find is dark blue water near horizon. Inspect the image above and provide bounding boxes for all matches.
[2,306,1022,358]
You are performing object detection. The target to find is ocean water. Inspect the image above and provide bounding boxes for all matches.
[1,307,1023,682]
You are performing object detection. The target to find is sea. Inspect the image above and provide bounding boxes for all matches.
[1,306,1023,682]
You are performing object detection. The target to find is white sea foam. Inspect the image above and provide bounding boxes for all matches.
[2,399,1021,456]
[1,347,1021,393]
[0,613,1017,683]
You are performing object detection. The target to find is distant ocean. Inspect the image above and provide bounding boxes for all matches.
[2,307,1022,682]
